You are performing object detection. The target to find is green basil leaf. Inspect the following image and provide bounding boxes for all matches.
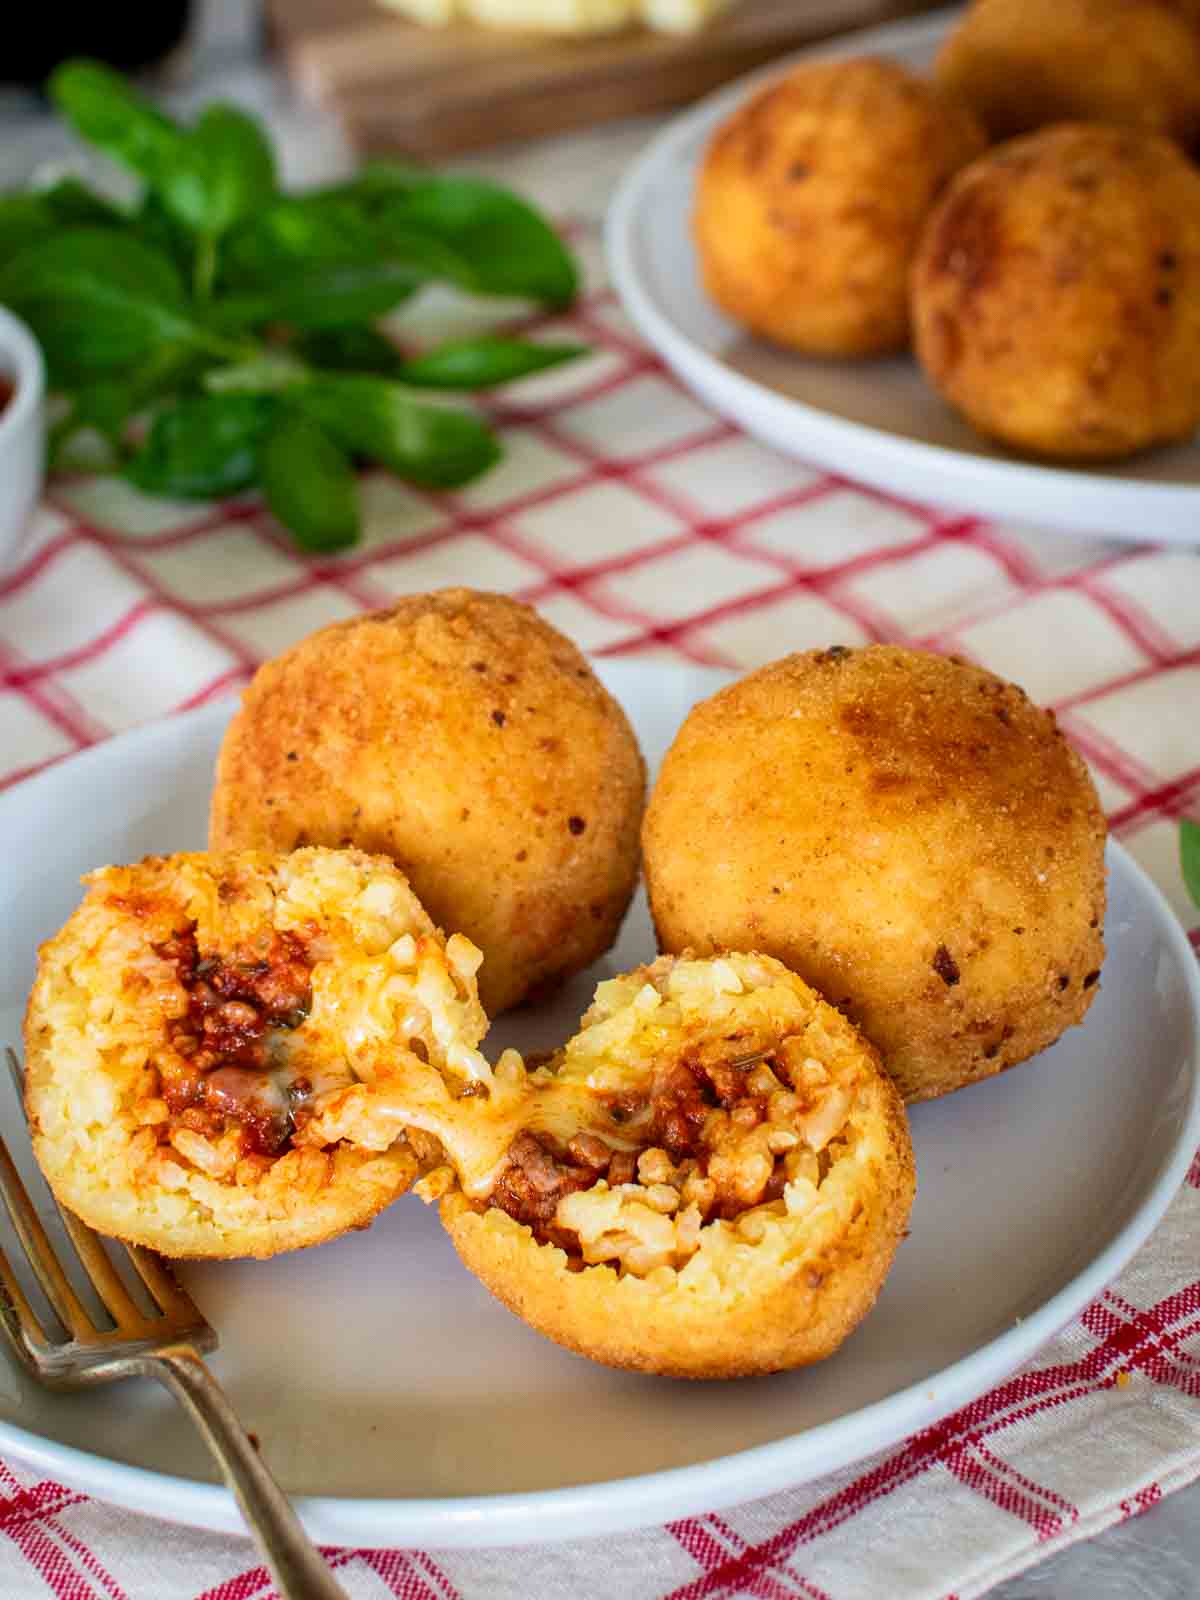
[56,378,140,448]
[219,193,474,296]
[0,195,56,265]
[318,161,425,202]
[1182,819,1200,911]
[260,409,359,552]
[220,194,379,287]
[53,344,207,455]
[135,190,197,278]
[49,58,186,187]
[297,375,500,488]
[125,393,276,499]
[0,227,206,381]
[204,349,310,394]
[294,325,405,376]
[40,177,129,227]
[163,103,277,240]
[212,261,428,331]
[399,336,585,389]
[356,171,577,305]
[369,223,477,290]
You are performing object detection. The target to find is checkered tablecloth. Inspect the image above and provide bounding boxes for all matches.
[0,202,1198,1600]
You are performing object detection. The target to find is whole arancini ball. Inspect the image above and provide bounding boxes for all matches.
[693,56,986,356]
[641,645,1107,1103]
[910,123,1200,460]
[210,591,646,1015]
[934,0,1200,149]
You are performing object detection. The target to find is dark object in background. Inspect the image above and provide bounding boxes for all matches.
[3,6,193,86]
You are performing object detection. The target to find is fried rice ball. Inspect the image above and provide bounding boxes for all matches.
[693,56,986,356]
[911,124,1200,461]
[438,953,915,1378]
[934,0,1200,149]
[641,647,1107,1104]
[24,847,494,1259]
[209,591,646,1015]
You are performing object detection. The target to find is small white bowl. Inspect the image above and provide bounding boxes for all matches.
[0,305,45,571]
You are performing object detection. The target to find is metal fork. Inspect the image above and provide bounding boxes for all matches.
[0,1048,349,1599]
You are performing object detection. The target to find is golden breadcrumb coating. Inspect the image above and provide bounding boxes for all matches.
[209,590,646,1015]
[440,953,915,1378]
[24,847,491,1259]
[935,0,1200,148]
[911,123,1200,461]
[642,647,1107,1103]
[694,56,985,356]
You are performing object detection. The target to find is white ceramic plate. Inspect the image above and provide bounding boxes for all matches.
[605,10,1200,544]
[0,657,1197,1548]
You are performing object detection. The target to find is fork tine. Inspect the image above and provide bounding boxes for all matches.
[0,1244,49,1355]
[57,1211,150,1328]
[0,1136,94,1341]
[5,1049,154,1330]
[123,1243,204,1322]
[5,1050,206,1336]
[3,1047,22,1101]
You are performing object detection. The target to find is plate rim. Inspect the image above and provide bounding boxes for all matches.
[603,8,1200,544]
[0,677,1198,1548]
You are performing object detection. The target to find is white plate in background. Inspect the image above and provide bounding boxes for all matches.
[606,11,1200,544]
[0,657,1196,1546]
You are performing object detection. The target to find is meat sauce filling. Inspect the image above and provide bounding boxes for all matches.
[488,1050,795,1253]
[156,927,313,1156]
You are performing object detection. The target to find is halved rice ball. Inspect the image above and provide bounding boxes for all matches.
[438,953,915,1378]
[24,847,493,1260]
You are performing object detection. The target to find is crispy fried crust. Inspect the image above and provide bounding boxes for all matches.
[693,56,985,356]
[441,954,916,1378]
[209,590,646,1015]
[641,647,1107,1103]
[24,847,491,1259]
[934,0,1200,147]
[911,124,1200,461]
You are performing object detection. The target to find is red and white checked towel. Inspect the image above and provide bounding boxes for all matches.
[0,217,1198,1600]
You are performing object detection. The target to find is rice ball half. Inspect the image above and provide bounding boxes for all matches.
[439,953,915,1378]
[641,646,1107,1104]
[24,847,492,1259]
[209,591,647,1015]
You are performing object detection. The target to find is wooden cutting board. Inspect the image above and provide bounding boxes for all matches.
[266,0,946,155]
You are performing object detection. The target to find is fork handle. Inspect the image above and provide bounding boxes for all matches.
[138,1344,351,1600]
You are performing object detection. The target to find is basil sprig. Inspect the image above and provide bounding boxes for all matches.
[0,58,584,551]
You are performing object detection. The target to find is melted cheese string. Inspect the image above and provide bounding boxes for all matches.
[364,1051,647,1198]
